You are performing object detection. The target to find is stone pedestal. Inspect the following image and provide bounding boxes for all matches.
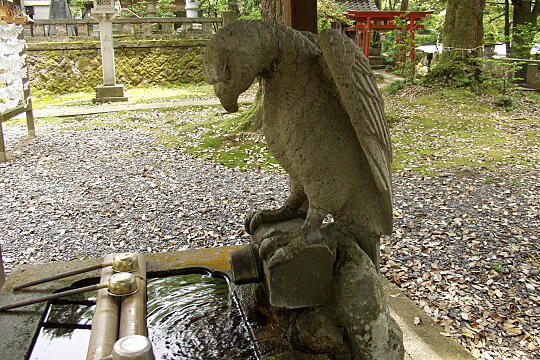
[236,218,405,360]
[94,85,128,103]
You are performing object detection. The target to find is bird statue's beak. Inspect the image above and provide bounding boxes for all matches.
[214,82,239,113]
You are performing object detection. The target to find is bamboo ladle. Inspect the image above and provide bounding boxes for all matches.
[0,272,137,311]
[12,253,139,291]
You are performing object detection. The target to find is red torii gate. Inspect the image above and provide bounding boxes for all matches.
[345,10,434,62]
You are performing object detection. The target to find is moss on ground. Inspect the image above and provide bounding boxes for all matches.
[155,104,279,171]
[27,87,539,176]
[32,84,215,109]
[386,88,539,175]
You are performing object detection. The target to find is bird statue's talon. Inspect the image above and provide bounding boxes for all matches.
[250,213,264,235]
[259,235,288,261]
[244,211,255,234]
[267,247,294,269]
[244,211,263,235]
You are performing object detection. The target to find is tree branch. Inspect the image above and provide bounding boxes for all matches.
[488,12,505,22]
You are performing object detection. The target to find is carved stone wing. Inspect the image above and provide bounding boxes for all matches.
[318,30,392,198]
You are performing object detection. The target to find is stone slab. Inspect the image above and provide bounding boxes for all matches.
[263,243,334,309]
[383,278,475,360]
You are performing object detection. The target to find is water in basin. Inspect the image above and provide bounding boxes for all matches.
[147,273,256,360]
[29,273,256,359]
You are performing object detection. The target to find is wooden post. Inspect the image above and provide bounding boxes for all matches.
[18,32,36,137]
[363,17,371,58]
[0,121,6,163]
[282,0,317,33]
[363,28,371,57]
[409,19,415,63]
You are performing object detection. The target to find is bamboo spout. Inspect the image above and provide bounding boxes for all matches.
[119,253,147,337]
[86,254,121,360]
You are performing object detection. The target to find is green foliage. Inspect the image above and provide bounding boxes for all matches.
[384,80,407,95]
[69,0,91,12]
[479,58,525,94]
[424,55,482,88]
[198,0,261,20]
[493,95,514,109]
[239,0,261,19]
[483,1,508,44]
[127,0,175,17]
[510,22,540,59]
[382,14,420,81]
[317,0,349,31]
[198,0,227,18]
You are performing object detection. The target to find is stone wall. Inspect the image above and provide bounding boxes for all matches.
[27,39,208,94]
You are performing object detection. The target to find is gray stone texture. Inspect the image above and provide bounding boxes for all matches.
[332,231,404,360]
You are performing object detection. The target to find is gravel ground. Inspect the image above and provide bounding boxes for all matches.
[1,110,539,360]
[0,121,287,272]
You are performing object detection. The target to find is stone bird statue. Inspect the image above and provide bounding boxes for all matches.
[204,21,392,269]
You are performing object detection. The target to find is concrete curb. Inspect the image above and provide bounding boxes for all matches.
[383,278,475,360]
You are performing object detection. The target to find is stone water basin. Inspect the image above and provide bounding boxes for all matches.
[0,247,259,360]
[0,246,476,360]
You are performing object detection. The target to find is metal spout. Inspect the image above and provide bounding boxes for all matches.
[230,244,263,285]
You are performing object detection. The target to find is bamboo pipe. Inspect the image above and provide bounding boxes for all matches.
[13,253,139,290]
[86,254,120,360]
[119,253,147,338]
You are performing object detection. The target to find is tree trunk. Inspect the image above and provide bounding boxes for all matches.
[262,0,284,22]
[400,0,408,11]
[442,0,486,58]
[426,0,486,86]
[509,0,540,58]
[505,0,511,49]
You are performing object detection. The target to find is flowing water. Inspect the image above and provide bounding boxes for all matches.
[29,273,256,360]
[147,273,257,360]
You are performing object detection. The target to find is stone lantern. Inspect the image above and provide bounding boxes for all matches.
[91,0,127,102]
